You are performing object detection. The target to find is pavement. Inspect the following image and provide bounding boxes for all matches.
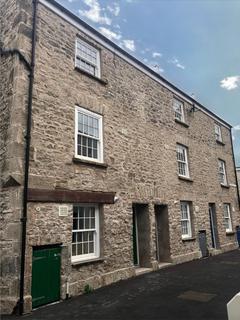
[2,249,240,320]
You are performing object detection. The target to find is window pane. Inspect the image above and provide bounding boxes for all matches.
[73,218,78,230]
[79,218,84,230]
[85,207,90,218]
[91,218,95,228]
[83,242,88,254]
[73,206,78,218]
[89,242,94,253]
[83,232,88,242]
[89,232,94,241]
[72,232,77,243]
[77,232,83,243]
[77,243,82,255]
[79,207,84,218]
[85,218,90,229]
[72,244,77,256]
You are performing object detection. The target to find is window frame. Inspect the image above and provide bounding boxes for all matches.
[75,38,101,78]
[173,98,185,123]
[223,203,233,232]
[180,201,192,239]
[71,204,100,263]
[218,159,228,186]
[75,106,103,163]
[214,123,222,142]
[176,144,190,178]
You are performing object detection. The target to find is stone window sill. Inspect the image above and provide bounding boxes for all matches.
[216,139,225,146]
[226,231,235,236]
[221,183,230,189]
[75,67,108,85]
[182,237,196,242]
[73,157,108,168]
[175,118,189,128]
[178,175,193,182]
[72,257,105,266]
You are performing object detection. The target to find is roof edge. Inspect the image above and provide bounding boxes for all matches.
[39,0,232,129]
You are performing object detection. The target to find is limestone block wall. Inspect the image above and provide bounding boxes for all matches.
[0,0,34,313]
[1,0,240,314]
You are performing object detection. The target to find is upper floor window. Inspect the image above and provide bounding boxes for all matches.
[75,106,103,163]
[173,98,185,123]
[223,204,232,232]
[72,205,100,262]
[177,144,190,178]
[75,38,101,78]
[180,201,192,239]
[218,159,227,185]
[215,124,222,142]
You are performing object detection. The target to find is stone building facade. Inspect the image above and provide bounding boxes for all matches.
[1,0,239,315]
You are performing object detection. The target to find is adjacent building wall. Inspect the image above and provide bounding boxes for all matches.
[0,0,34,313]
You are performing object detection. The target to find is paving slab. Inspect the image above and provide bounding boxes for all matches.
[2,249,240,320]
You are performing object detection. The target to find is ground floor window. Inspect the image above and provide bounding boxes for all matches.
[223,203,232,232]
[180,201,192,239]
[72,204,100,262]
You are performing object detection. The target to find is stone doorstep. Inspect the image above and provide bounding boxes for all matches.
[158,262,172,269]
[134,267,153,276]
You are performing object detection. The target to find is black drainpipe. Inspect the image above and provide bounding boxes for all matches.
[230,129,240,210]
[18,0,38,315]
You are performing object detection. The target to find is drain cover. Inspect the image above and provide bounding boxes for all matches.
[178,291,216,302]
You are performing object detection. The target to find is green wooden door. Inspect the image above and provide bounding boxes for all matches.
[32,247,61,308]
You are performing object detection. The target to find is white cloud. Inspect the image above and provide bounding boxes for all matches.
[99,27,121,41]
[220,76,240,90]
[79,0,111,25]
[122,39,135,52]
[233,124,240,130]
[232,135,235,141]
[152,52,162,58]
[107,3,120,16]
[169,57,185,69]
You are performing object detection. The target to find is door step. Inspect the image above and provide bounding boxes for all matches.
[158,262,172,269]
[135,267,153,276]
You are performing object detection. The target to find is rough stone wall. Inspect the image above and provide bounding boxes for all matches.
[22,2,240,309]
[0,0,33,314]
[1,0,240,314]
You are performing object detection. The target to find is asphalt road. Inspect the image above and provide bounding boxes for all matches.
[2,249,240,320]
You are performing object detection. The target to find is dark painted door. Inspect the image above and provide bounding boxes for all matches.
[199,230,208,257]
[155,205,171,262]
[32,246,61,308]
[209,204,219,249]
[132,207,139,266]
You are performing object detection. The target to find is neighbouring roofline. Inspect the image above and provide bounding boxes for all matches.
[39,0,232,129]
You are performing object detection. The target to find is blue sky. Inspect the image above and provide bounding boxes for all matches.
[57,0,240,166]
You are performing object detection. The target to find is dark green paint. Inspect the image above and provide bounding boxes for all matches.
[32,247,61,308]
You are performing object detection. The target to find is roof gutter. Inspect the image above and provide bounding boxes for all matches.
[39,0,232,129]
[18,0,38,315]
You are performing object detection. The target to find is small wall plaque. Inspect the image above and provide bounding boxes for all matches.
[59,206,68,217]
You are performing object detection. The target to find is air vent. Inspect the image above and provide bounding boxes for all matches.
[59,206,68,217]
